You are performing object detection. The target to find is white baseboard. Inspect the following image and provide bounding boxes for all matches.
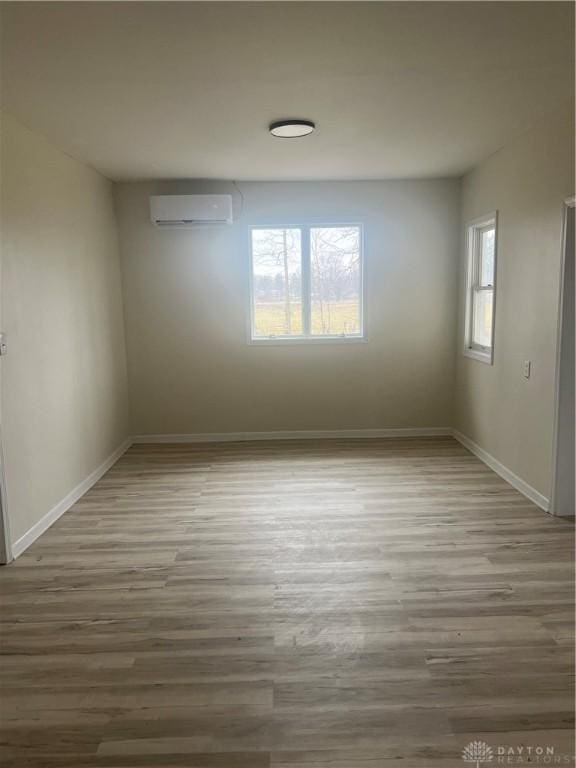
[132,427,452,444]
[452,429,549,512]
[10,437,132,559]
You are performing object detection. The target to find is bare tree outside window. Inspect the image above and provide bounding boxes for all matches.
[310,227,361,335]
[250,225,363,340]
[251,228,302,336]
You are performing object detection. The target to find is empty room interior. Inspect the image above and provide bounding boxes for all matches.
[0,1,575,765]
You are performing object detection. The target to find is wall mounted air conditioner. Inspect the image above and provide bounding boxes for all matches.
[149,194,233,228]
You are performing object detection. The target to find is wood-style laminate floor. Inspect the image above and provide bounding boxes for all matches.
[0,437,574,767]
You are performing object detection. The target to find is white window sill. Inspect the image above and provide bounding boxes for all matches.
[463,346,493,365]
[249,335,367,346]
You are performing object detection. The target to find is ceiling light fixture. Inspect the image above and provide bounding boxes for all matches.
[269,120,315,138]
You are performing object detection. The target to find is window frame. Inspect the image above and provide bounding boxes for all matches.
[463,211,498,365]
[247,222,366,345]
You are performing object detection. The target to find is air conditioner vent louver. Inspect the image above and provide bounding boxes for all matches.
[150,195,233,228]
[155,219,229,226]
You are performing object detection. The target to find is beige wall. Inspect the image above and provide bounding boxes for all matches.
[116,179,460,436]
[455,110,575,499]
[1,113,130,546]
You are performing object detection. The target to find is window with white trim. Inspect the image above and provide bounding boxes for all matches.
[464,212,497,364]
[249,225,364,342]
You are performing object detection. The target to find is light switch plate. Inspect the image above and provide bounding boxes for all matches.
[523,360,531,379]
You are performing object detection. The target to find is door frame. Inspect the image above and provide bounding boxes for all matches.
[0,424,12,563]
[549,195,575,516]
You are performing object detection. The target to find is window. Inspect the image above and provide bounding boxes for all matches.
[464,212,497,364]
[249,225,364,342]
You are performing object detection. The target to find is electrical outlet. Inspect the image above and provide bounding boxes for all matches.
[523,360,531,379]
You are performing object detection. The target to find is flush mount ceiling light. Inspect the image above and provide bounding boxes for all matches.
[269,120,315,138]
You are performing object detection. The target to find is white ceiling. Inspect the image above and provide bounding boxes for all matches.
[1,2,573,181]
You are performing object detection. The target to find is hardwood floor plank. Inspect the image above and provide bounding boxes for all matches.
[1,438,573,765]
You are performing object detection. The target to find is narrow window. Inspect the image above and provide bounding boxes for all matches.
[251,228,303,338]
[249,225,364,342]
[464,213,497,363]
